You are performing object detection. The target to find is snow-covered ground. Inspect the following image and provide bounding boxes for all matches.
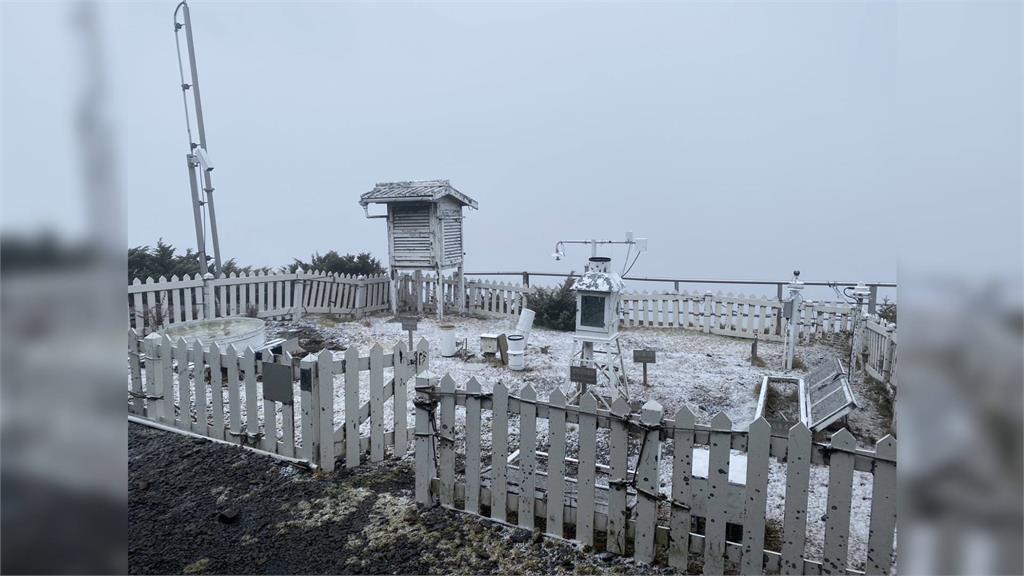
[267,313,891,571]
[133,312,892,571]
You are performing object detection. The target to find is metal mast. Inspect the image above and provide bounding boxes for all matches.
[174,0,223,275]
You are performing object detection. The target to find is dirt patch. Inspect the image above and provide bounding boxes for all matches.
[129,424,674,575]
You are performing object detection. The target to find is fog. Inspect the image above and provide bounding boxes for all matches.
[10,2,1018,286]
[2,2,1021,574]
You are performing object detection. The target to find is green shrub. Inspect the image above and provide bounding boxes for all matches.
[530,275,577,332]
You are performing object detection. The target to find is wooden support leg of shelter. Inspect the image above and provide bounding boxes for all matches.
[389,270,398,315]
[436,267,444,321]
[457,264,466,314]
[415,270,423,315]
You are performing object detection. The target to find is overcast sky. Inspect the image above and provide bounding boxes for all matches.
[2,1,1020,292]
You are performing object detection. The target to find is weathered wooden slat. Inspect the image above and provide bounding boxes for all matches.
[128,330,143,415]
[704,412,732,575]
[316,350,335,472]
[160,335,175,425]
[414,375,437,505]
[669,405,695,570]
[393,341,409,457]
[741,418,771,574]
[465,377,482,514]
[635,400,663,564]
[822,429,856,575]
[345,346,360,468]
[782,422,812,575]
[260,353,276,453]
[279,351,295,458]
[206,342,223,440]
[492,382,509,522]
[577,392,598,547]
[243,347,259,438]
[518,384,538,530]
[299,355,317,462]
[369,344,385,462]
[225,345,241,439]
[546,388,567,538]
[438,374,457,508]
[866,435,896,575]
[606,397,630,555]
[191,339,206,435]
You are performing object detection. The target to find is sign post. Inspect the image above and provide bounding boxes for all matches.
[570,364,598,400]
[400,316,419,352]
[632,349,656,387]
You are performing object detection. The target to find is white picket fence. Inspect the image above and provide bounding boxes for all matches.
[859,316,898,391]
[128,271,391,334]
[128,329,428,470]
[415,379,897,574]
[620,291,856,343]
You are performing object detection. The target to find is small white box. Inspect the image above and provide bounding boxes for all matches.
[479,333,499,355]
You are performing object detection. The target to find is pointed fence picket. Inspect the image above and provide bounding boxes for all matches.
[414,377,897,575]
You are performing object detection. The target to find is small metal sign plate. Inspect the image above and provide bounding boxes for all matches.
[400,316,419,331]
[570,366,598,385]
[262,362,294,404]
[633,349,656,364]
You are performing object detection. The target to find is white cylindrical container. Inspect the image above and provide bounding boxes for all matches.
[507,334,526,354]
[515,308,535,338]
[508,351,526,371]
[439,324,457,357]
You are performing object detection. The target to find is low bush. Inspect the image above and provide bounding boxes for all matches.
[530,275,577,332]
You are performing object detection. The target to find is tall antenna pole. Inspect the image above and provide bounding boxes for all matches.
[175,1,223,275]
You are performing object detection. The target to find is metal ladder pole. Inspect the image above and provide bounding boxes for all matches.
[176,1,223,273]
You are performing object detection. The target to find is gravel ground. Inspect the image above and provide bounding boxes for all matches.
[129,423,678,575]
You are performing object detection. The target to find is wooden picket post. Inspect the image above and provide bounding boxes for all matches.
[465,377,482,514]
[704,412,732,575]
[208,342,224,440]
[669,406,696,570]
[606,397,630,555]
[491,382,509,522]
[142,333,164,421]
[546,388,567,538]
[316,349,335,472]
[438,375,456,508]
[369,343,385,462]
[741,417,771,574]
[781,422,812,575]
[191,339,206,435]
[345,346,360,468]
[225,345,242,440]
[243,347,259,439]
[414,374,438,505]
[128,329,143,415]
[577,392,598,547]
[866,435,897,575]
[634,400,663,564]
[518,384,538,530]
[391,341,408,456]
[299,354,318,463]
[822,429,856,575]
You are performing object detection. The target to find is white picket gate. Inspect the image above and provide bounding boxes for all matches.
[859,316,898,391]
[128,329,428,470]
[415,379,897,575]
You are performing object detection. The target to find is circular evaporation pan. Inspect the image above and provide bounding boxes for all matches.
[159,317,266,351]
